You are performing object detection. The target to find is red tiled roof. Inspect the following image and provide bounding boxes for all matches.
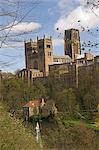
[23,100,41,107]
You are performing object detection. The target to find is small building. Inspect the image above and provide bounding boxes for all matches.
[23,99,45,121]
[53,55,71,63]
[41,100,58,118]
[23,99,57,121]
[76,52,94,67]
[17,69,43,85]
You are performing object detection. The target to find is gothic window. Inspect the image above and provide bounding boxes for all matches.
[48,52,52,56]
[46,44,51,48]
[39,45,44,49]
[39,45,42,49]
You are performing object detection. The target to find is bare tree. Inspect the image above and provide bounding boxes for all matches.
[0,0,40,47]
[0,0,41,69]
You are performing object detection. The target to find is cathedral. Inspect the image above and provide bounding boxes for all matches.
[24,29,80,76]
[18,29,99,88]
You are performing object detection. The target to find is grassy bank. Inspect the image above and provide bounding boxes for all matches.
[0,102,39,150]
[63,119,99,132]
[38,117,99,150]
[0,101,99,150]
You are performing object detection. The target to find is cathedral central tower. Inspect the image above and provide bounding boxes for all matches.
[64,29,81,61]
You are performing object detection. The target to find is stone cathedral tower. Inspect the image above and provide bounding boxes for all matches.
[64,29,81,61]
[25,36,53,76]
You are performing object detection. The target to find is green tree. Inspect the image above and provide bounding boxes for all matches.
[55,88,78,116]
[33,79,48,99]
[83,92,98,111]
[1,76,48,111]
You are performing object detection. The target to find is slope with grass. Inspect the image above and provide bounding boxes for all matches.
[0,102,39,150]
[39,117,99,150]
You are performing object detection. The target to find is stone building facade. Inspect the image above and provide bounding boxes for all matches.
[78,55,99,89]
[49,62,76,88]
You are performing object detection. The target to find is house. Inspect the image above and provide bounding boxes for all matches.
[23,99,57,121]
[23,99,45,121]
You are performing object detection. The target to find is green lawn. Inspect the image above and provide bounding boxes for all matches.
[63,119,99,131]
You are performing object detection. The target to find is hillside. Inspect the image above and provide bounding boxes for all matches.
[40,118,99,150]
[0,102,39,150]
[0,101,99,150]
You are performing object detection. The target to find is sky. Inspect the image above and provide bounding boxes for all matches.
[0,0,99,72]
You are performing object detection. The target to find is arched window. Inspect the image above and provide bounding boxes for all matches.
[33,60,38,69]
